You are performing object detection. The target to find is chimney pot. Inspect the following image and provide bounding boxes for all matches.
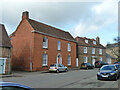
[96,36,100,44]
[22,11,29,20]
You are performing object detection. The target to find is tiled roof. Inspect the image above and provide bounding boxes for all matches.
[106,43,118,48]
[75,36,105,49]
[0,24,11,47]
[27,19,76,42]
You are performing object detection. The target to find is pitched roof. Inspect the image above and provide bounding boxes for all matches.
[106,43,118,48]
[75,36,105,49]
[27,19,76,42]
[0,24,11,48]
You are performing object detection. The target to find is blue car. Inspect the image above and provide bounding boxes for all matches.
[0,82,34,90]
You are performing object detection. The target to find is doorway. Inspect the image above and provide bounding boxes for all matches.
[57,54,62,64]
[0,58,6,74]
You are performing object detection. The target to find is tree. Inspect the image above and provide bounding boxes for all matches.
[111,37,120,62]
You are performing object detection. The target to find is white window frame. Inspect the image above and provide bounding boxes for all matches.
[85,40,88,43]
[68,55,71,65]
[92,48,95,54]
[58,40,61,50]
[84,57,88,63]
[68,43,71,52]
[84,47,87,53]
[107,58,111,64]
[42,54,47,66]
[99,57,102,61]
[43,37,48,48]
[93,41,96,45]
[99,49,102,55]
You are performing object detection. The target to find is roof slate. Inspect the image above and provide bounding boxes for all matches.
[27,19,76,42]
[0,24,11,47]
[75,36,105,49]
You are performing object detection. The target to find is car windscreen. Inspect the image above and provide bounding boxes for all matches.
[100,66,115,70]
[50,64,56,67]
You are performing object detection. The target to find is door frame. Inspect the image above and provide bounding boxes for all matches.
[57,53,62,64]
[0,58,7,74]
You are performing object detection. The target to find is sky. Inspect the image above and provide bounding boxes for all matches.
[0,0,119,46]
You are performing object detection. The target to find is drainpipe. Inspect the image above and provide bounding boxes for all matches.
[8,47,11,74]
[30,32,33,72]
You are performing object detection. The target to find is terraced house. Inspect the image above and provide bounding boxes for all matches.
[0,24,12,74]
[10,11,76,71]
[75,36,106,67]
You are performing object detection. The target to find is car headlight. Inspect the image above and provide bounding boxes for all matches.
[110,73,115,75]
[97,72,100,75]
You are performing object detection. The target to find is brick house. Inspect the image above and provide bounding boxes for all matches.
[106,43,118,64]
[10,11,76,71]
[0,24,11,74]
[75,36,106,67]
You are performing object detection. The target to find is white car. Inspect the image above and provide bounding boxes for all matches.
[49,64,68,73]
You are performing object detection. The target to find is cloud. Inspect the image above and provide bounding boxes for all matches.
[69,0,118,37]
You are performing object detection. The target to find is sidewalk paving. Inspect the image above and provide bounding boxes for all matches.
[0,67,80,78]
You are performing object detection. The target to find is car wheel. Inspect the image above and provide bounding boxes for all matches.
[114,75,117,81]
[56,69,59,73]
[65,69,68,72]
[86,67,88,70]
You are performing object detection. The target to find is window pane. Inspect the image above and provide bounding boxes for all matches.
[68,56,71,65]
[58,41,60,50]
[43,37,48,48]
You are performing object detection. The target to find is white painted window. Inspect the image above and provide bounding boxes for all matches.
[107,58,111,64]
[58,40,61,50]
[68,55,71,65]
[68,43,71,52]
[85,40,88,43]
[99,49,102,55]
[92,48,95,54]
[93,41,96,45]
[84,57,88,63]
[99,57,102,61]
[43,37,48,48]
[43,54,47,66]
[84,47,87,53]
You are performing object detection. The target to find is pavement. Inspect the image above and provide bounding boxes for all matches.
[0,67,80,78]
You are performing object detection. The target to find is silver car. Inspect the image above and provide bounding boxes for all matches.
[49,64,68,73]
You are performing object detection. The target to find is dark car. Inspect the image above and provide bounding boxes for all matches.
[114,64,120,73]
[80,63,94,69]
[114,62,120,64]
[0,82,34,90]
[95,61,108,68]
[97,65,119,81]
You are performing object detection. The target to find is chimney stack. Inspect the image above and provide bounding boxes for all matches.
[96,36,100,44]
[22,11,29,20]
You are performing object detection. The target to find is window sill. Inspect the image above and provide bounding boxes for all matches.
[42,65,48,67]
[43,48,48,50]
[68,51,71,52]
[68,65,72,67]
[57,50,61,51]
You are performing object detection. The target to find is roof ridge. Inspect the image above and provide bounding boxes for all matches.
[28,19,68,33]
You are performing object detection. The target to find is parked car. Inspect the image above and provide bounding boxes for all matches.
[114,64,120,73]
[0,82,34,90]
[114,62,120,64]
[49,64,68,73]
[95,61,108,68]
[80,63,94,69]
[97,65,119,81]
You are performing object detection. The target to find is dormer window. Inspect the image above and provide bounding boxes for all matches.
[93,41,96,45]
[85,40,88,43]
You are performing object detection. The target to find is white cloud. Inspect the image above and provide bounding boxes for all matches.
[70,0,118,37]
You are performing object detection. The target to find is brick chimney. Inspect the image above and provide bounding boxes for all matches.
[22,11,29,20]
[96,36,100,44]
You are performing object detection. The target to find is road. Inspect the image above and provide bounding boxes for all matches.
[2,69,119,88]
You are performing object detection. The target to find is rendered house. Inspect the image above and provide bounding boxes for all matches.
[10,11,76,71]
[0,24,11,74]
[75,36,106,67]
[106,43,118,64]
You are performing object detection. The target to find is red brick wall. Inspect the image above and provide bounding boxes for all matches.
[10,19,76,71]
[32,32,76,71]
[10,19,34,71]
